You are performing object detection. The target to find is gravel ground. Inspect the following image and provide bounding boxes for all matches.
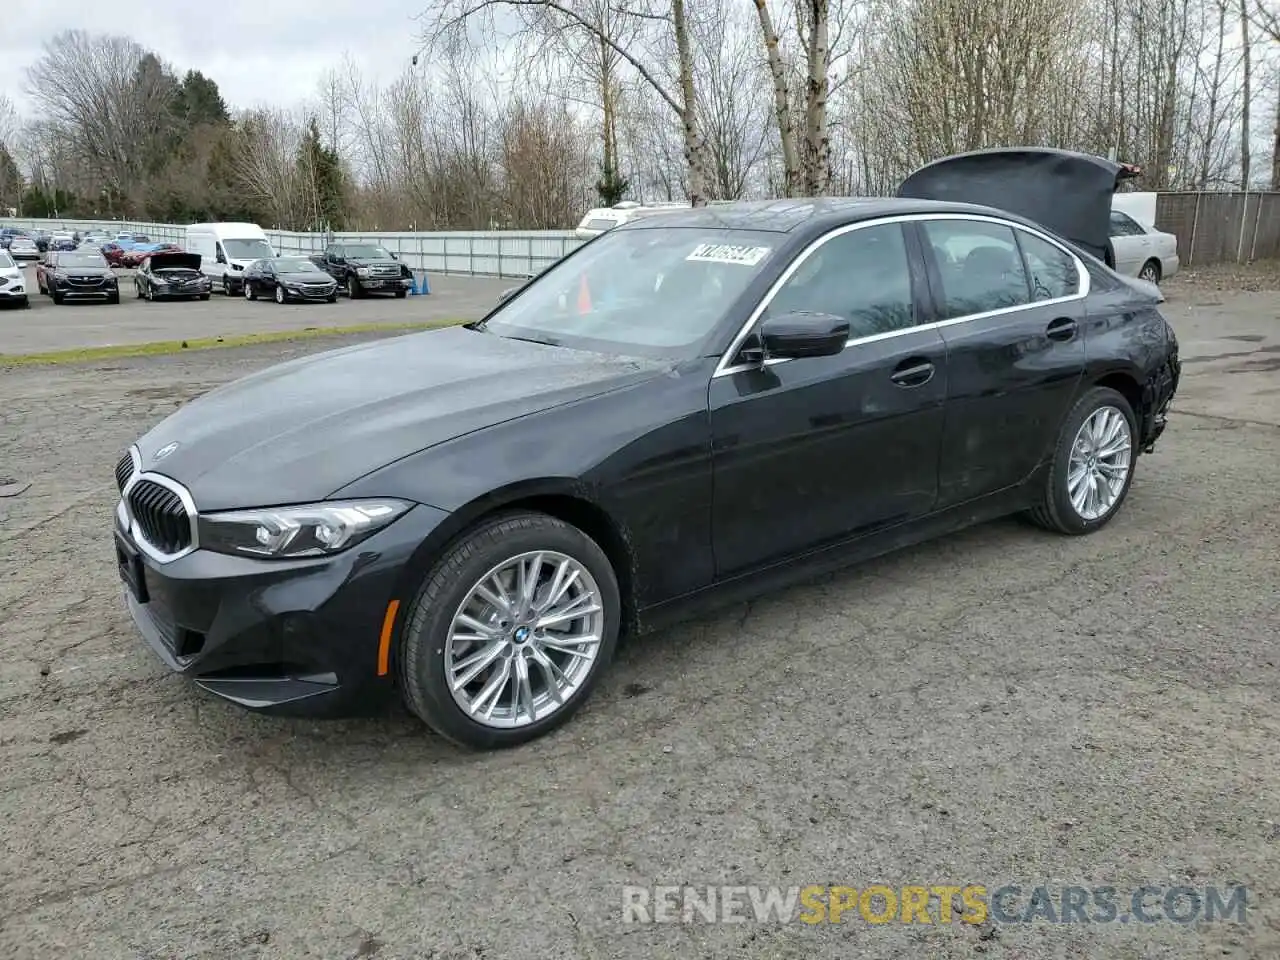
[0,265,1278,959]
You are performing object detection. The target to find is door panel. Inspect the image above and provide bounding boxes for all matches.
[916,218,1086,507]
[709,220,946,577]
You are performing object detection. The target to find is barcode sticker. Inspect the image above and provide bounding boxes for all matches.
[685,243,771,266]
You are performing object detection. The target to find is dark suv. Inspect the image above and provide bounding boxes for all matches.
[310,242,413,298]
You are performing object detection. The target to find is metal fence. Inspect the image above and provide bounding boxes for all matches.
[5,191,1280,276]
[1154,191,1280,266]
[0,218,586,279]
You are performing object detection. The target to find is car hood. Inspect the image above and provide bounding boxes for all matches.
[135,325,669,510]
[348,258,400,267]
[279,270,334,281]
[149,252,201,270]
[58,265,112,276]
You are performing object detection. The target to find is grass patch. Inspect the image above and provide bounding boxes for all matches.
[0,318,464,366]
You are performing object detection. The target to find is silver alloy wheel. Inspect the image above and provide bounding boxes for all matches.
[244,281,252,299]
[1067,405,1133,521]
[275,285,285,303]
[444,550,605,729]
[1139,262,1160,283]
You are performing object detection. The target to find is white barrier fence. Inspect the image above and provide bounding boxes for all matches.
[0,218,587,279]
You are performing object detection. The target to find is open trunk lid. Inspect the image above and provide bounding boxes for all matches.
[897,147,1141,263]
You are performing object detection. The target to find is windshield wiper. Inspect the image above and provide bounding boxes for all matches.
[500,334,562,347]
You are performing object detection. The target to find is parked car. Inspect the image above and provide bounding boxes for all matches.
[81,232,111,247]
[1107,210,1179,284]
[121,243,182,268]
[31,230,52,253]
[310,242,413,298]
[134,251,212,301]
[51,232,77,252]
[0,227,28,250]
[7,235,40,263]
[243,256,339,303]
[101,242,127,266]
[185,222,275,296]
[0,250,28,308]
[111,146,1181,749]
[573,200,704,239]
[38,248,120,304]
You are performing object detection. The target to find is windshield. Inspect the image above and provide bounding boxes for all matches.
[224,238,273,259]
[0,252,13,268]
[342,244,392,259]
[59,251,108,267]
[479,226,779,358]
[275,257,321,272]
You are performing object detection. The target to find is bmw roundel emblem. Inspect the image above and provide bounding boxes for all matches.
[153,441,180,461]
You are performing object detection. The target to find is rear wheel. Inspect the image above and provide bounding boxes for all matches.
[398,511,621,749]
[1139,259,1162,284]
[1027,386,1137,535]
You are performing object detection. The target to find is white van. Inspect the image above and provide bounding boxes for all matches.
[185,222,275,295]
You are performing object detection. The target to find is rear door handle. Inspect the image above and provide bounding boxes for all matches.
[1046,317,1077,341]
[890,357,935,387]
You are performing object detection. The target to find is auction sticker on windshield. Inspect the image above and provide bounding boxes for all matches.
[686,243,771,266]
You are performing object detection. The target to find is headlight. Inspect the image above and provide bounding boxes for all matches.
[198,498,412,559]
[356,267,370,277]
[53,272,68,281]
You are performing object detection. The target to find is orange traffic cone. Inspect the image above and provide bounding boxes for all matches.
[577,273,592,313]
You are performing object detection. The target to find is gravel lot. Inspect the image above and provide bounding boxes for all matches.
[0,264,1278,959]
[0,267,512,355]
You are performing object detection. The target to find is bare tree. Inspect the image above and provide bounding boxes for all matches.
[416,0,710,204]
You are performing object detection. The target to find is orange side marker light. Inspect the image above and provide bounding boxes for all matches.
[376,599,401,676]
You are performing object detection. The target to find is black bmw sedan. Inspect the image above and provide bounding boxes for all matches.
[113,156,1181,749]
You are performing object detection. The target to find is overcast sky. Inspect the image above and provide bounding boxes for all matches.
[2,3,430,115]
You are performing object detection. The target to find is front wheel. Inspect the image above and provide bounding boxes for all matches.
[245,282,257,300]
[347,276,361,299]
[222,275,233,296]
[1027,386,1138,535]
[274,285,286,304]
[398,512,621,749]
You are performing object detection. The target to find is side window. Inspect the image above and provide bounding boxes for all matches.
[215,241,226,260]
[768,223,916,339]
[921,219,1030,319]
[1015,230,1080,301]
[1109,211,1144,237]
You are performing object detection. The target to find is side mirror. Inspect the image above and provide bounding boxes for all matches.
[390,252,398,260]
[758,311,849,360]
[215,251,226,264]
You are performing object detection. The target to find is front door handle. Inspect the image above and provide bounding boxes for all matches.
[890,357,935,387]
[1046,317,1077,341]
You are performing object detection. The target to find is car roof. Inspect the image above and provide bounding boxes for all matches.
[614,196,1053,235]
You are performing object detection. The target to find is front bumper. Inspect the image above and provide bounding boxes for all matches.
[151,283,211,299]
[115,500,450,716]
[282,284,338,300]
[53,277,119,300]
[354,275,413,293]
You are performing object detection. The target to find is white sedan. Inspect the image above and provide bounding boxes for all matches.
[1108,210,1179,284]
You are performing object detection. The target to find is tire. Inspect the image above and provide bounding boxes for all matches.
[199,293,210,301]
[51,291,63,305]
[1139,259,1162,284]
[107,292,119,305]
[245,282,257,301]
[347,276,361,299]
[395,288,408,299]
[222,275,232,296]
[275,285,287,304]
[398,511,621,749]
[134,282,143,299]
[145,285,154,302]
[1026,386,1138,535]
[327,293,337,303]
[17,296,28,309]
